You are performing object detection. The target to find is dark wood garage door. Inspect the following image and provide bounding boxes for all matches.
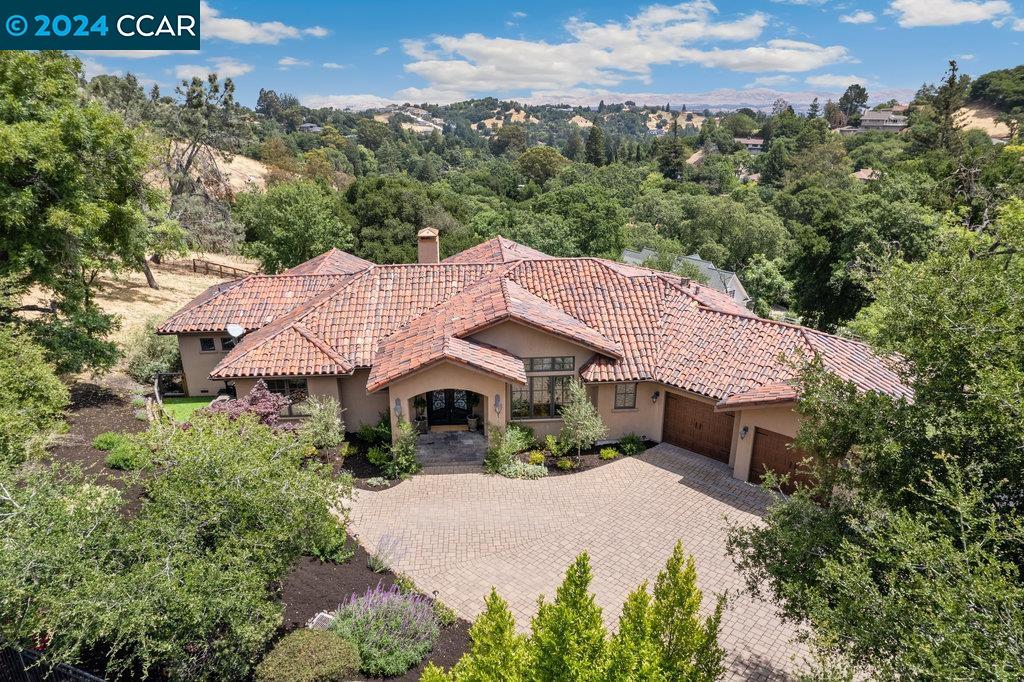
[663,393,734,462]
[749,428,812,492]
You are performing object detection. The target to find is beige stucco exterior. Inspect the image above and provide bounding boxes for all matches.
[178,334,234,397]
[725,404,800,481]
[178,321,804,482]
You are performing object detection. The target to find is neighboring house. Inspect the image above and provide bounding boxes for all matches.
[735,137,765,154]
[298,122,323,133]
[620,250,750,306]
[159,232,909,484]
[859,110,909,132]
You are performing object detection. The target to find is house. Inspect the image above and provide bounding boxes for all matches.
[859,110,909,132]
[735,137,765,154]
[298,122,323,133]
[159,232,909,484]
[620,250,750,306]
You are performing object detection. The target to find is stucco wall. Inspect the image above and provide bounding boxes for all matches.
[341,370,390,430]
[727,405,801,481]
[473,320,594,439]
[178,334,232,397]
[594,382,665,442]
[384,362,510,439]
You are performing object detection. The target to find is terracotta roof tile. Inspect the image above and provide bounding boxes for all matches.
[281,248,373,275]
[442,236,554,264]
[714,382,799,411]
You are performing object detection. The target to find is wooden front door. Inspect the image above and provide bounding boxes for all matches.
[663,393,734,462]
[426,389,471,425]
[749,428,812,493]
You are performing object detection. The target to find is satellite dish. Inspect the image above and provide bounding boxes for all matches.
[226,323,246,339]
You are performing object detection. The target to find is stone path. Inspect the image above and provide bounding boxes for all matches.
[349,443,808,680]
[416,430,486,467]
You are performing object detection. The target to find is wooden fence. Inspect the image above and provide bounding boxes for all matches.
[189,258,254,279]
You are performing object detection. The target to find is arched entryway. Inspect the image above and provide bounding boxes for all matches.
[413,389,485,433]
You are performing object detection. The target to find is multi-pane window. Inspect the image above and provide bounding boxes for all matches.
[512,375,572,419]
[266,378,310,417]
[220,336,237,351]
[199,337,216,352]
[614,383,637,409]
[524,356,574,372]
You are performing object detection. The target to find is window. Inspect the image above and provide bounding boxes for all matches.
[199,337,216,352]
[524,356,574,372]
[266,378,310,417]
[614,383,637,409]
[220,337,237,352]
[512,375,572,419]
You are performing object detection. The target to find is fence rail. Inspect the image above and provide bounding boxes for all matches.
[189,258,254,279]
[0,648,104,682]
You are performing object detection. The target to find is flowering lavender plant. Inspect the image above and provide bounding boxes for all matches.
[330,582,440,676]
[204,379,290,428]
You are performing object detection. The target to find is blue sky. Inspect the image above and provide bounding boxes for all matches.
[81,0,1023,108]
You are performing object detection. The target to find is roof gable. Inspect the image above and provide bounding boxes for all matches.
[443,236,554,264]
[282,248,373,275]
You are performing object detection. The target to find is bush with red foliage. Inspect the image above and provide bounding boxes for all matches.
[204,380,291,428]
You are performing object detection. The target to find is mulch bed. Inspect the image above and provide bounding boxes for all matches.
[542,440,659,476]
[281,539,471,681]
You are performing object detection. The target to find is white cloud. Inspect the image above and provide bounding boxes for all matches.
[375,46,390,55]
[1014,17,1024,30]
[805,73,870,89]
[322,62,346,69]
[748,74,796,87]
[175,57,253,80]
[200,2,328,44]
[959,53,976,59]
[80,57,113,79]
[303,93,405,110]
[398,2,848,97]
[887,0,1012,27]
[278,56,310,67]
[512,11,527,18]
[840,11,876,24]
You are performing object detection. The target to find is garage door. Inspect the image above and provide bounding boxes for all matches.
[749,428,812,492]
[663,393,734,462]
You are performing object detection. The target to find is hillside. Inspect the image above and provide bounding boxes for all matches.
[958,103,1013,139]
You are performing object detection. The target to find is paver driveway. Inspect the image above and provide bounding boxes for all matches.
[349,444,807,680]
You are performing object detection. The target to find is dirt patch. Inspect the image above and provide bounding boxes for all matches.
[281,539,471,681]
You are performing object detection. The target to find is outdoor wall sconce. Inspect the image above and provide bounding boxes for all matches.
[740,426,749,439]
[494,394,502,416]
[393,398,403,418]
[651,390,661,404]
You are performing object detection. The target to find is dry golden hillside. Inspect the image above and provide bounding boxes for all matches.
[958,104,1012,139]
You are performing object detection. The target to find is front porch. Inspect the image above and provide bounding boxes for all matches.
[416,429,487,468]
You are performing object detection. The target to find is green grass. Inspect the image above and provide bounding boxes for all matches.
[161,396,213,422]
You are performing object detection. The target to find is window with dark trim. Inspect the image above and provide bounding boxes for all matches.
[614,383,637,409]
[266,378,310,417]
[220,337,237,352]
[199,337,216,352]
[511,375,572,419]
[524,356,575,372]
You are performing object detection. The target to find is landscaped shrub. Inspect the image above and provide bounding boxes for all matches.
[619,433,646,456]
[559,379,608,457]
[498,459,548,480]
[368,553,391,574]
[255,629,361,682]
[365,476,389,488]
[433,600,458,628]
[93,431,129,451]
[378,420,420,479]
[527,450,546,465]
[543,434,567,458]
[367,445,388,466]
[331,583,440,677]
[484,425,534,473]
[426,543,725,681]
[0,328,69,467]
[104,438,150,470]
[298,395,345,450]
[394,574,417,594]
[204,380,290,428]
[358,413,392,448]
[555,457,576,471]
[123,318,181,384]
[599,447,620,460]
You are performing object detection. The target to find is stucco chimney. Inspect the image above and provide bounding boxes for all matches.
[417,227,440,264]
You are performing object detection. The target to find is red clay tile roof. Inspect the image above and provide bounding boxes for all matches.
[714,382,799,411]
[442,236,554,264]
[163,240,911,403]
[281,248,373,275]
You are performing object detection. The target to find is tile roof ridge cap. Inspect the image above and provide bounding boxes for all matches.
[293,323,352,370]
[161,277,248,327]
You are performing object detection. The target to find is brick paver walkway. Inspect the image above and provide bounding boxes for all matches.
[349,444,808,680]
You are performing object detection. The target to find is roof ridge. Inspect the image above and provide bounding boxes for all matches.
[293,323,352,370]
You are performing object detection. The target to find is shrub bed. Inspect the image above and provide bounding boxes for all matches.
[255,629,361,682]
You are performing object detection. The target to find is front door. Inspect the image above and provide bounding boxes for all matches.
[426,389,471,425]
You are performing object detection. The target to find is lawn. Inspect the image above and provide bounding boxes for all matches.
[161,396,213,422]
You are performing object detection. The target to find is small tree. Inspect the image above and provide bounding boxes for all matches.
[298,395,345,450]
[530,552,607,680]
[604,584,665,681]
[559,379,607,457]
[123,318,181,384]
[0,329,69,466]
[426,589,529,681]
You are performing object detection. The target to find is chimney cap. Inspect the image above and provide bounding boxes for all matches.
[417,227,439,238]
